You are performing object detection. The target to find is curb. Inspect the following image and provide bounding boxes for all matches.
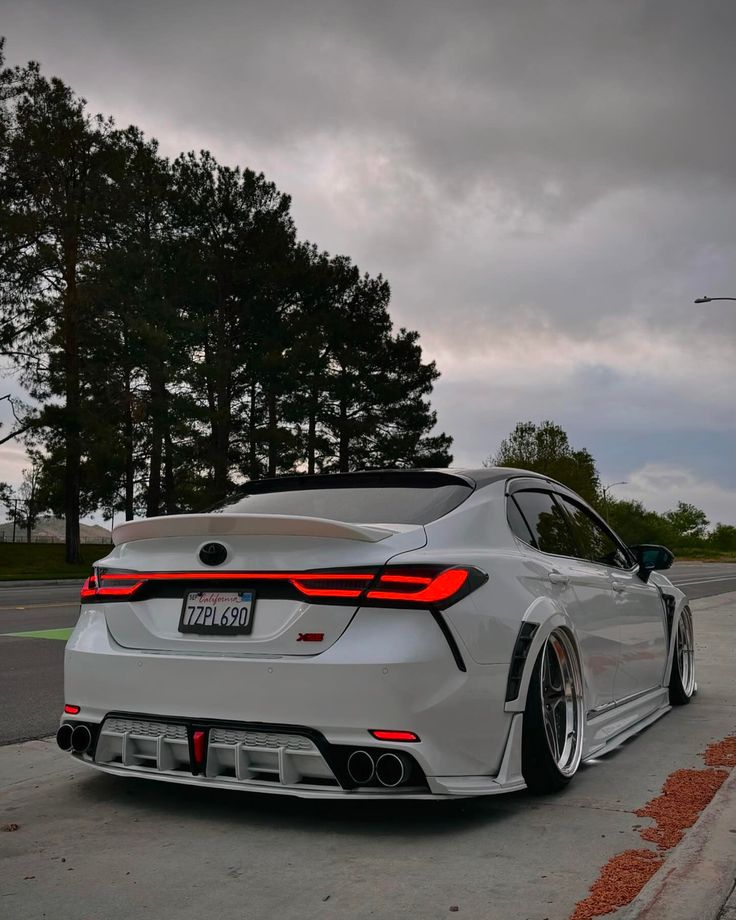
[0,578,84,587]
[616,766,736,920]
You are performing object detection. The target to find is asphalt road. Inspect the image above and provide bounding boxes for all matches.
[1,562,736,746]
[3,587,735,920]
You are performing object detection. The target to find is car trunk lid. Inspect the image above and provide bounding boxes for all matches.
[95,514,426,656]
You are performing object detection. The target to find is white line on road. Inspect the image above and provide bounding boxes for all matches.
[670,575,736,587]
[0,603,78,611]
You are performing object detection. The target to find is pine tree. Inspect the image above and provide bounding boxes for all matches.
[0,52,122,561]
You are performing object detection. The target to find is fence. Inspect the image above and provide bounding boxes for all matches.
[0,533,113,544]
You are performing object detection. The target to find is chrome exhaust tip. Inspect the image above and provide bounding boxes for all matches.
[375,751,410,788]
[56,724,73,752]
[70,724,93,754]
[347,750,375,785]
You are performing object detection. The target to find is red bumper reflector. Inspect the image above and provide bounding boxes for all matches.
[63,704,80,715]
[369,730,420,742]
[192,730,206,766]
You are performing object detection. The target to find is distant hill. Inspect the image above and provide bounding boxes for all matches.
[0,516,112,544]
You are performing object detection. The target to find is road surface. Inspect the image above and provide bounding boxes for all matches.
[2,584,735,920]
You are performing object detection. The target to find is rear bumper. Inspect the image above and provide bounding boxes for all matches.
[64,608,517,790]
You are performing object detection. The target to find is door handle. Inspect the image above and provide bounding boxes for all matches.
[548,571,569,586]
[611,580,626,593]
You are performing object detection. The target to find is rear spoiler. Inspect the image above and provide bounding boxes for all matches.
[112,513,394,546]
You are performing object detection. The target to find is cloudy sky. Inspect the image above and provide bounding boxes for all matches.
[1,0,735,523]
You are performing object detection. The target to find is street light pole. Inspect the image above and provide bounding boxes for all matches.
[601,481,627,522]
[694,296,736,303]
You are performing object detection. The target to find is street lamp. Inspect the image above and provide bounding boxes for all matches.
[694,296,736,303]
[601,481,627,522]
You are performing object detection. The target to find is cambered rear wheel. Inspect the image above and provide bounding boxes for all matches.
[522,629,584,794]
[669,606,695,705]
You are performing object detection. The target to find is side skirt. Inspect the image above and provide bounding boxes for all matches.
[583,686,670,761]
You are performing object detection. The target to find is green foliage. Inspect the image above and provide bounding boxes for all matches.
[0,40,452,535]
[487,420,600,504]
[0,463,44,542]
[709,524,736,552]
[663,502,710,540]
[488,419,733,556]
[602,499,676,547]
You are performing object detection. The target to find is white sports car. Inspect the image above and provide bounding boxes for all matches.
[58,468,694,799]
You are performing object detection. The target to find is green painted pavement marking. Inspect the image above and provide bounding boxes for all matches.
[2,627,73,641]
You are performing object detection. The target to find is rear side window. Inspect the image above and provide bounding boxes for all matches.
[511,491,578,557]
[557,497,632,569]
[207,473,473,525]
[507,497,535,545]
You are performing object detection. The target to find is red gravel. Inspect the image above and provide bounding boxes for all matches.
[568,734,736,920]
[635,767,728,849]
[703,735,736,767]
[569,849,664,920]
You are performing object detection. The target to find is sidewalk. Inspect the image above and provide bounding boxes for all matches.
[613,765,736,919]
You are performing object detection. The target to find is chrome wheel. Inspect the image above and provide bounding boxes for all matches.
[540,630,584,777]
[675,608,696,697]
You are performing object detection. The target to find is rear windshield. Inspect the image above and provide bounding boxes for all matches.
[207,472,473,525]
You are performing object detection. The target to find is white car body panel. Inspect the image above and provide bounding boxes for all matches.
[99,527,427,657]
[60,468,689,799]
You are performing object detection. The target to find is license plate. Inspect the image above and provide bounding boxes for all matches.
[179,591,255,635]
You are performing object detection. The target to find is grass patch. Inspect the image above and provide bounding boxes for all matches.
[0,543,112,580]
[673,548,736,563]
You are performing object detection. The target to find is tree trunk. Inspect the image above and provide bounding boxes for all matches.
[211,310,231,499]
[123,344,135,521]
[267,388,278,478]
[63,253,82,564]
[164,423,175,514]
[146,370,166,517]
[307,377,318,475]
[248,379,259,481]
[123,395,135,520]
[338,394,349,472]
[338,368,350,473]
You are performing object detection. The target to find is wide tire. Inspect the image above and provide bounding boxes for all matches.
[522,630,584,794]
[669,607,695,706]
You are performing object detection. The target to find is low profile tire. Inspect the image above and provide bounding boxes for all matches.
[522,629,584,794]
[669,606,696,706]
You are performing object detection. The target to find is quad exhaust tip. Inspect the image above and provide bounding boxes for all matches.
[347,750,375,785]
[347,749,412,787]
[56,724,73,751]
[57,723,92,754]
[375,752,410,788]
[71,724,93,753]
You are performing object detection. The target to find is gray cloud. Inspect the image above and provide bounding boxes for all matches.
[1,0,735,518]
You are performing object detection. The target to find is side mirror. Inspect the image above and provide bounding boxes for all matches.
[629,544,674,582]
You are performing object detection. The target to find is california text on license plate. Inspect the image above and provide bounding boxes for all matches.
[179,591,255,635]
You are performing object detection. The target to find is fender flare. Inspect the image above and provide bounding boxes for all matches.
[503,596,585,714]
[660,587,691,685]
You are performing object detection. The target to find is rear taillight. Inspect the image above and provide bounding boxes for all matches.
[81,573,144,599]
[288,574,374,598]
[289,565,486,609]
[80,565,486,609]
[366,568,469,604]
